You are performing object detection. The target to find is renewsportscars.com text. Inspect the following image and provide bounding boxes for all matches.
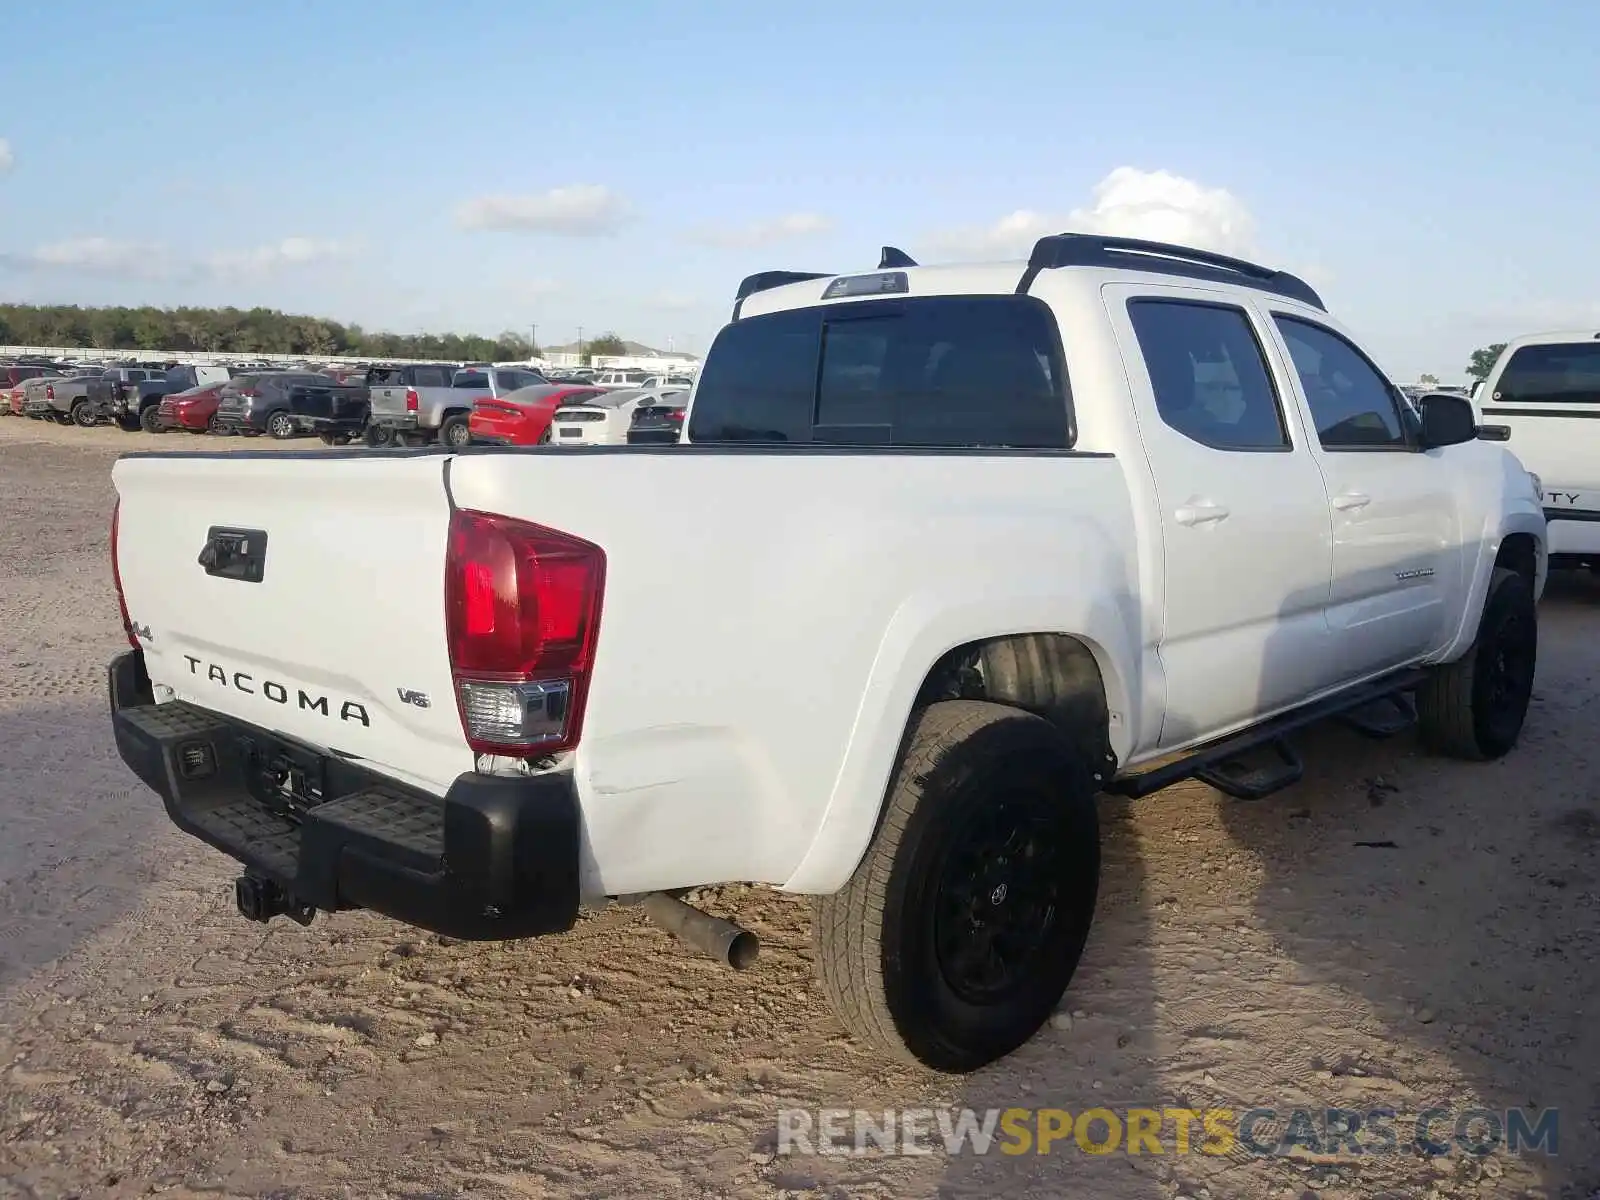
[776,1106,1560,1158]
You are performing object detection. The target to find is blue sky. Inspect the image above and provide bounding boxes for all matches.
[1,0,1595,378]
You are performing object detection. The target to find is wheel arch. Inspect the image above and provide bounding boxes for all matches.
[783,602,1137,896]
[1439,510,1546,662]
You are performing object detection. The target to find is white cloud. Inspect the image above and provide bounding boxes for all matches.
[205,236,354,278]
[454,185,631,236]
[11,236,173,279]
[925,166,1258,261]
[685,211,832,249]
[0,234,360,283]
[0,138,13,173]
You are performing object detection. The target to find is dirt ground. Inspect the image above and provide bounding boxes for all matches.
[0,415,1597,1200]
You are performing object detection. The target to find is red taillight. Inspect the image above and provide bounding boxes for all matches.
[444,510,605,756]
[45,385,55,400]
[667,409,685,421]
[406,388,419,412]
[110,500,139,650]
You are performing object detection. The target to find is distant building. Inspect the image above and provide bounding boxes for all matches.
[545,351,699,373]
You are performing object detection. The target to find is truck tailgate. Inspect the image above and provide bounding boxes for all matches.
[112,452,472,794]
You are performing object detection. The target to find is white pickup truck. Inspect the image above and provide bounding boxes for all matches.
[1471,331,1600,573]
[108,235,1546,1072]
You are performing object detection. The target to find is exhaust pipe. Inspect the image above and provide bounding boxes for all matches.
[641,892,759,970]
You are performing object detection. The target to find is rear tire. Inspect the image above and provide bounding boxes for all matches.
[538,426,553,445]
[266,411,295,440]
[1416,567,1537,760]
[365,423,394,448]
[439,414,471,448]
[139,405,162,434]
[811,700,1101,1072]
[71,400,95,427]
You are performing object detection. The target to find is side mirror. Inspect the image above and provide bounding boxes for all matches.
[1418,393,1477,449]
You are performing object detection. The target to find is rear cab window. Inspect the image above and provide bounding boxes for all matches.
[453,370,490,389]
[687,295,1072,447]
[1491,342,1600,405]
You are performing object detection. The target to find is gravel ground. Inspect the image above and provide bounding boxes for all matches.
[1,416,1597,1200]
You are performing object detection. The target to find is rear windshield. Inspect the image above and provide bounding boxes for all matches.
[687,296,1070,447]
[497,369,543,390]
[1493,342,1600,405]
[453,370,489,389]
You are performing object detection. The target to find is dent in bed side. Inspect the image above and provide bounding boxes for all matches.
[781,535,1146,895]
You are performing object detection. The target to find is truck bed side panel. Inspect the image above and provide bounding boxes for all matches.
[445,449,1140,897]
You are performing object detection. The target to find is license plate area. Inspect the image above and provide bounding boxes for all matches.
[237,730,327,822]
[559,427,583,437]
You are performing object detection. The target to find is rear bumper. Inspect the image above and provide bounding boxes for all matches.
[371,412,423,431]
[108,650,581,940]
[299,414,367,434]
[468,419,532,445]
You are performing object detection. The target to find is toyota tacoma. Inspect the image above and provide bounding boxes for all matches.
[107,235,1546,1072]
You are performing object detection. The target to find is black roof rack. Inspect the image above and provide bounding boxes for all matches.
[1017,233,1325,310]
[878,246,918,269]
[731,270,835,320]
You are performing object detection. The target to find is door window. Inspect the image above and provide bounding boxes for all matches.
[1274,317,1409,449]
[1127,300,1289,450]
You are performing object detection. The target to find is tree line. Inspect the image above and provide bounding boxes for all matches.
[0,302,631,364]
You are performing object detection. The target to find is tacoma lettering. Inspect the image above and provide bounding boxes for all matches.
[181,655,370,726]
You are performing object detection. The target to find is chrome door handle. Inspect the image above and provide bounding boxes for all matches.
[1174,501,1230,527]
[1331,491,1371,512]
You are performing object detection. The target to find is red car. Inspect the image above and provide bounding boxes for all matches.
[153,383,227,433]
[467,384,605,446]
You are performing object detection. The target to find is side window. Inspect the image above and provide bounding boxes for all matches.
[1126,300,1288,450]
[1274,316,1408,449]
[1492,343,1600,405]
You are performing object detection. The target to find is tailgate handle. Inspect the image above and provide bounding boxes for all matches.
[199,526,269,583]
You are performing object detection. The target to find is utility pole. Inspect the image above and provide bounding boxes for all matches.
[577,326,584,365]
[530,324,537,358]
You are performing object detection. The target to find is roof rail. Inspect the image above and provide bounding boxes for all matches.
[878,246,918,269]
[731,270,835,320]
[1017,233,1325,310]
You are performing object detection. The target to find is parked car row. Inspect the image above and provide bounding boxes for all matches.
[1,357,694,447]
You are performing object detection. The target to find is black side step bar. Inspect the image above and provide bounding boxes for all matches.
[1339,691,1418,739]
[1106,668,1428,801]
